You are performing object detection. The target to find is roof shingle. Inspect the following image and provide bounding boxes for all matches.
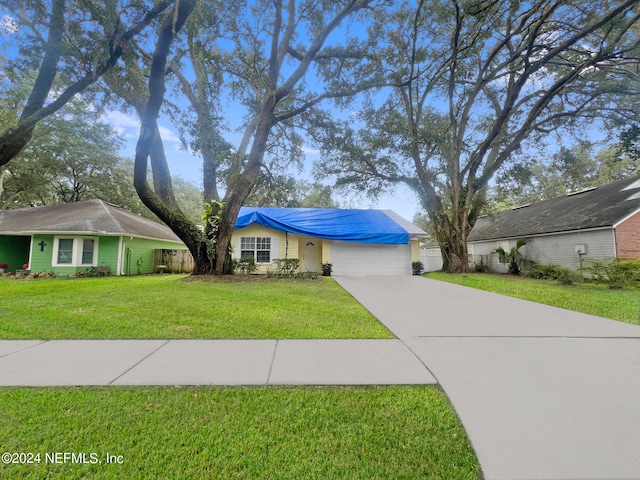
[0,199,182,242]
[469,177,640,242]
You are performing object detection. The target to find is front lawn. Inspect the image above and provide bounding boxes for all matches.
[0,275,392,339]
[0,386,479,480]
[427,272,639,324]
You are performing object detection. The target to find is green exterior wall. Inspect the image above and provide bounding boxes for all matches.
[98,236,120,270]
[122,237,188,275]
[19,234,187,276]
[30,234,110,276]
[0,235,31,274]
[30,234,56,273]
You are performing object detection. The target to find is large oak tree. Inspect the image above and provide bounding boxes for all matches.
[318,0,640,272]
[129,0,382,274]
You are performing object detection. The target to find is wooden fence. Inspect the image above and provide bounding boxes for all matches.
[153,249,195,274]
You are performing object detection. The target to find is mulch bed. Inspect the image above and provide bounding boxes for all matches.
[180,274,323,283]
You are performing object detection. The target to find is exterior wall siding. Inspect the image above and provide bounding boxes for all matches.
[121,237,187,275]
[232,225,423,275]
[5,233,185,276]
[30,234,107,275]
[30,234,56,273]
[470,228,617,271]
[615,212,640,259]
[411,240,420,262]
[322,240,331,264]
[97,236,120,270]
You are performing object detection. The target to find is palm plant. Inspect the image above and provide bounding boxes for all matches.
[492,239,532,275]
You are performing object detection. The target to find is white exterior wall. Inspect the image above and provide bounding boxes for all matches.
[470,228,616,271]
[469,241,510,273]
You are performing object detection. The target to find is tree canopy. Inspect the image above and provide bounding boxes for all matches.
[317,0,640,272]
[127,0,382,274]
[488,142,640,212]
[0,0,173,168]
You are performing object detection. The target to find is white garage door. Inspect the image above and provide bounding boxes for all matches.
[331,241,412,276]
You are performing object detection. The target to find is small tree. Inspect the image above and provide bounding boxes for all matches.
[492,239,531,275]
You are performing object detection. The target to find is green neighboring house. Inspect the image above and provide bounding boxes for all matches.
[0,199,189,276]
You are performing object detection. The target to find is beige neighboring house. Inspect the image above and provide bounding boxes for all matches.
[468,176,640,271]
[232,207,428,275]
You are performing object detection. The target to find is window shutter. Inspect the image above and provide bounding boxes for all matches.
[232,236,241,259]
[270,237,279,263]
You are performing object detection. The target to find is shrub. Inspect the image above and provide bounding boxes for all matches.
[321,263,333,277]
[233,257,257,275]
[583,258,640,289]
[411,261,424,275]
[267,259,323,279]
[471,255,490,273]
[528,264,581,285]
[274,258,300,275]
[266,269,318,280]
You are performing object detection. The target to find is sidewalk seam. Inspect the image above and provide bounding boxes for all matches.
[107,340,170,385]
[396,337,441,385]
[0,340,48,359]
[265,339,279,385]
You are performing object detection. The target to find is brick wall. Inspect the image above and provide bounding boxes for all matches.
[616,211,640,259]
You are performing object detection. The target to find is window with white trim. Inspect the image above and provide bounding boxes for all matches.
[240,236,271,263]
[53,237,98,267]
[57,238,74,264]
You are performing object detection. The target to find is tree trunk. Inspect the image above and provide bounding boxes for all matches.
[131,0,207,271]
[430,208,471,274]
[446,232,469,273]
[212,108,275,275]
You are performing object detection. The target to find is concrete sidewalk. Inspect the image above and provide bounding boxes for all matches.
[335,275,640,480]
[0,339,435,386]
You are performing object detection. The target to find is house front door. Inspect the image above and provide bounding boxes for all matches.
[301,237,320,272]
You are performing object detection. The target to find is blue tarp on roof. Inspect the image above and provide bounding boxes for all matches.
[235,207,410,244]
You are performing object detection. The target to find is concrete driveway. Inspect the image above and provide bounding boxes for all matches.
[335,275,640,480]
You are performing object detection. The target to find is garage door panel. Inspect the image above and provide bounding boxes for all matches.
[332,241,411,276]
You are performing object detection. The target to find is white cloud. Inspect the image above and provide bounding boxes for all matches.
[158,125,181,144]
[103,109,191,159]
[1,15,19,34]
[103,110,182,143]
[102,110,140,139]
[302,146,320,155]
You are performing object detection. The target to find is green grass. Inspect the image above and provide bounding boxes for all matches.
[0,275,392,339]
[427,272,639,324]
[0,386,479,480]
